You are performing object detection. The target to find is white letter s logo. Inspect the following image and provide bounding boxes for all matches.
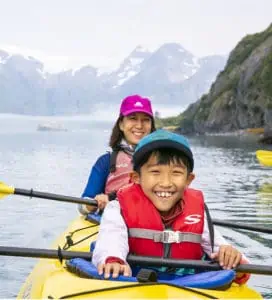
[184,214,201,224]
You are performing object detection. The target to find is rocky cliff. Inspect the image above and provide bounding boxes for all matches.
[163,24,272,135]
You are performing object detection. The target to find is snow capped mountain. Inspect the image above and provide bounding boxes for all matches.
[0,49,48,81]
[109,45,152,88]
[0,45,227,115]
[114,43,202,97]
[113,43,224,106]
[0,50,9,64]
[140,43,200,83]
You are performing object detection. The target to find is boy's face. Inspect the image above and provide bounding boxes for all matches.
[132,153,195,215]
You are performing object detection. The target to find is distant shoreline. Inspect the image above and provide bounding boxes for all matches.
[162,126,267,140]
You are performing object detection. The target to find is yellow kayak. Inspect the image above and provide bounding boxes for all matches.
[17,216,263,299]
[256,150,272,167]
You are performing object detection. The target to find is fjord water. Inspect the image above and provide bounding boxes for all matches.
[0,115,271,298]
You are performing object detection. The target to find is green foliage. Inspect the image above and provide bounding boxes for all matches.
[194,102,210,122]
[218,75,239,98]
[157,114,183,127]
[179,117,195,130]
[225,24,272,74]
[261,52,272,97]
[267,102,272,109]
[248,50,272,104]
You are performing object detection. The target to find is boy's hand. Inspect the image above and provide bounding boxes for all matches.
[97,262,132,279]
[95,194,110,210]
[210,245,242,270]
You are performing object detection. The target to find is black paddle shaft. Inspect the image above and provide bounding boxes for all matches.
[212,219,272,234]
[14,188,97,206]
[0,246,271,275]
[0,246,92,260]
[10,187,272,234]
[128,255,272,275]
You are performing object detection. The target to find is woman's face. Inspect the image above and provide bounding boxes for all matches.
[119,112,152,146]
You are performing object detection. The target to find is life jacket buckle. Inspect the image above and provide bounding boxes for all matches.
[161,230,180,243]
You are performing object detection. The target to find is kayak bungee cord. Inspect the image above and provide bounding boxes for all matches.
[63,231,98,250]
[50,282,219,299]
[63,224,99,250]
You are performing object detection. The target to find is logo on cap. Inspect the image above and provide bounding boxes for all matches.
[134,101,144,107]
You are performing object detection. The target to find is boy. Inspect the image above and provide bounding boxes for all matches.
[92,129,250,284]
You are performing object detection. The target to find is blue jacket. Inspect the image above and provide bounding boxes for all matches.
[82,153,111,198]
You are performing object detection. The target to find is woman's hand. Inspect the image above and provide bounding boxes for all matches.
[95,193,110,210]
[210,245,242,270]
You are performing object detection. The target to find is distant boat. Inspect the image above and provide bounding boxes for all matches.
[37,122,67,132]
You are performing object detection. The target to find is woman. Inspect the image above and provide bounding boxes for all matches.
[78,94,156,214]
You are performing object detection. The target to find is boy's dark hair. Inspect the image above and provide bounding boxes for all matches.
[109,115,156,149]
[133,148,193,174]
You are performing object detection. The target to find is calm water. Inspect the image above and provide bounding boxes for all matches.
[0,115,271,298]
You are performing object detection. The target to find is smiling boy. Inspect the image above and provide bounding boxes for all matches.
[92,129,250,283]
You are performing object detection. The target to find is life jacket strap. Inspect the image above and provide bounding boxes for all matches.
[129,228,202,244]
[204,203,214,253]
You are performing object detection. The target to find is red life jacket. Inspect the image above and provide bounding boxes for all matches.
[105,151,132,195]
[118,184,204,259]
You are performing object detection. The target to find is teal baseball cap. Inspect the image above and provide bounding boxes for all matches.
[133,129,194,171]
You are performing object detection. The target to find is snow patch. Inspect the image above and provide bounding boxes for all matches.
[96,66,116,77]
[193,56,200,67]
[134,45,151,53]
[183,61,194,67]
[114,56,144,86]
[0,53,11,65]
[117,70,138,85]
[37,68,47,79]
[129,57,144,67]
[117,71,125,77]
[191,68,198,75]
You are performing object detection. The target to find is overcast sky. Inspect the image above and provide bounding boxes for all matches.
[0,0,271,72]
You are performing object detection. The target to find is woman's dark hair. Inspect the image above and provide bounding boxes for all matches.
[134,148,192,174]
[109,115,156,149]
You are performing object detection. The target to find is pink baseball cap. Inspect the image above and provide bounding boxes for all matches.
[120,95,153,117]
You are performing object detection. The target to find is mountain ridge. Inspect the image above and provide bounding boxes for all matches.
[0,43,226,115]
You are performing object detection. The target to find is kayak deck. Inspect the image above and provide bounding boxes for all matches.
[17,216,262,299]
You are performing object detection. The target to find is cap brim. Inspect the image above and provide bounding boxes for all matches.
[133,140,194,171]
[122,109,153,117]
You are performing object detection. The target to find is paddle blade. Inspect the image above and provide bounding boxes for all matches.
[0,182,15,199]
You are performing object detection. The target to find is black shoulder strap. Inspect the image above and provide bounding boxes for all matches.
[109,149,119,173]
[204,203,214,253]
